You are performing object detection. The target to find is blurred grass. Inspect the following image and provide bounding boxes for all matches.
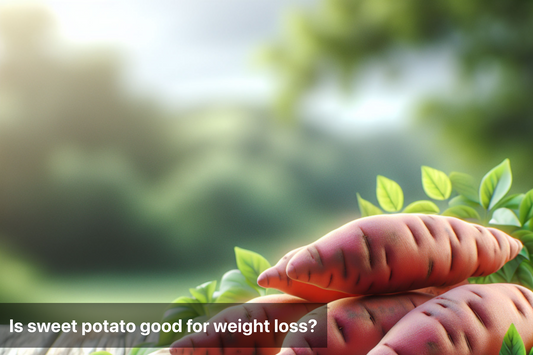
[11,273,214,303]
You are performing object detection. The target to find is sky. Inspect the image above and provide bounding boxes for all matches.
[0,0,457,136]
[39,0,315,106]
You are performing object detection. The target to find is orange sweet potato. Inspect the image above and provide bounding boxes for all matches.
[258,248,469,301]
[278,292,434,355]
[367,283,533,355]
[257,247,356,303]
[281,214,522,294]
[169,294,321,355]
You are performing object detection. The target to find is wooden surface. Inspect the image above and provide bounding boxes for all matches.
[0,326,165,355]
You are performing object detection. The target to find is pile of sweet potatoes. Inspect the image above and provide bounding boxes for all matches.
[170,214,533,355]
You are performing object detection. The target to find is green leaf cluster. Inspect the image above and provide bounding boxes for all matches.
[357,165,450,216]
[355,159,533,355]
[97,159,533,355]
[357,159,533,289]
[155,247,271,347]
[499,324,533,355]
[89,247,274,354]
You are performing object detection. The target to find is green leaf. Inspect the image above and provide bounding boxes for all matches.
[215,269,260,303]
[523,246,531,263]
[526,218,533,231]
[513,262,533,290]
[514,231,533,259]
[489,270,508,283]
[357,193,383,217]
[519,247,530,261]
[519,190,533,226]
[499,324,526,355]
[376,175,404,212]
[403,200,440,214]
[489,208,521,227]
[467,275,489,284]
[218,269,258,294]
[480,159,512,210]
[235,247,271,292]
[421,166,452,200]
[512,230,533,239]
[157,332,181,347]
[449,172,479,203]
[448,195,480,208]
[494,194,525,211]
[500,248,529,282]
[189,280,217,303]
[159,297,206,345]
[469,270,507,284]
[265,288,283,295]
[216,286,260,303]
[128,343,160,355]
[164,296,203,323]
[442,205,481,221]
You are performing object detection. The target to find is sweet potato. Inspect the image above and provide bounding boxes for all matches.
[282,214,522,294]
[278,292,434,355]
[169,294,321,355]
[257,247,356,303]
[367,283,533,355]
[258,248,469,301]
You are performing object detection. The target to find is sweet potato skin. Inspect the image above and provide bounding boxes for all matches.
[367,283,533,355]
[258,249,469,301]
[279,292,434,355]
[169,294,321,355]
[257,247,356,303]
[284,214,522,294]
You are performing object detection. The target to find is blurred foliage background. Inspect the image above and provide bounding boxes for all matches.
[0,0,530,302]
[265,0,533,182]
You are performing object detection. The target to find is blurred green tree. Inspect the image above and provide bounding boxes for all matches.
[0,5,178,179]
[264,0,533,186]
[0,3,441,277]
[0,4,183,272]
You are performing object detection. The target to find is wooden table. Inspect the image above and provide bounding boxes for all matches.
[0,326,166,355]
